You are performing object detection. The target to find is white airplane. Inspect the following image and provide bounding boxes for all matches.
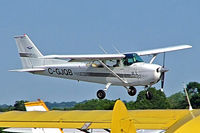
[11,34,192,99]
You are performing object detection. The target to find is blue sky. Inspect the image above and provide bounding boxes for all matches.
[0,0,199,104]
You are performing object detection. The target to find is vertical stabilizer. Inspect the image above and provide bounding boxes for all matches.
[25,99,63,133]
[25,99,49,111]
[14,34,43,69]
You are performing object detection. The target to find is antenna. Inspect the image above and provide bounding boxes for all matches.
[183,83,193,111]
[112,45,121,54]
[99,45,108,54]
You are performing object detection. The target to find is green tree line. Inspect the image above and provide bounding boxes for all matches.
[65,82,200,110]
[1,82,200,111]
[0,82,200,132]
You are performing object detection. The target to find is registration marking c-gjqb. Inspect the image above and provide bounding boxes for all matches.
[48,68,73,76]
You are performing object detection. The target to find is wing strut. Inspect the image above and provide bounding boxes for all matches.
[79,122,91,133]
[149,54,157,64]
[98,60,129,91]
[98,60,127,84]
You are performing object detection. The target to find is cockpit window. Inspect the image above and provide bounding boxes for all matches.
[123,53,143,66]
[134,54,143,62]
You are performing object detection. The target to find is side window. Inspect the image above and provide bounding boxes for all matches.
[113,60,120,67]
[106,60,117,67]
[87,61,103,68]
[128,58,134,64]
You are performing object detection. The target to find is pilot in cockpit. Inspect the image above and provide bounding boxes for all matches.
[113,60,120,67]
[123,54,143,66]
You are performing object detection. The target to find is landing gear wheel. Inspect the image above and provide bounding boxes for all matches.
[97,90,106,99]
[128,86,137,96]
[145,91,153,100]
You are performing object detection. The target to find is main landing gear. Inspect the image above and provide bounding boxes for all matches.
[96,84,152,100]
[127,85,153,100]
[97,83,112,99]
[127,86,137,96]
[97,90,106,99]
[97,85,138,99]
[128,86,153,100]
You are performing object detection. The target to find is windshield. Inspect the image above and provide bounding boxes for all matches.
[123,53,143,66]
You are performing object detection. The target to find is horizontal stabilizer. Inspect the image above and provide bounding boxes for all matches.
[9,68,45,72]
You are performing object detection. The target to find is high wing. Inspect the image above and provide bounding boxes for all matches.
[42,54,125,60]
[41,45,192,60]
[128,44,192,56]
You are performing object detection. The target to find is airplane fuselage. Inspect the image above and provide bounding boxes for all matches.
[34,62,162,87]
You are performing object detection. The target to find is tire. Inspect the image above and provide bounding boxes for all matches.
[128,86,137,96]
[145,91,153,100]
[97,90,106,99]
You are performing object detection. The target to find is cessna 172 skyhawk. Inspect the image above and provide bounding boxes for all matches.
[11,34,192,100]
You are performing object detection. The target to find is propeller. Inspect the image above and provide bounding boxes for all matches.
[160,53,169,92]
[161,71,165,91]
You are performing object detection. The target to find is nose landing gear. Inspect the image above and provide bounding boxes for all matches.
[145,91,153,100]
[144,85,153,100]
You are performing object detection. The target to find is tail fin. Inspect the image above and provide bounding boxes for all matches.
[25,99,64,133]
[14,34,43,68]
[25,99,49,111]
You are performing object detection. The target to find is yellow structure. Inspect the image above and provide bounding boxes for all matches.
[25,99,49,111]
[0,100,200,132]
[111,100,136,133]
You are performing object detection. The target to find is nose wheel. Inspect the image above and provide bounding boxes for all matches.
[144,85,153,100]
[97,90,106,99]
[145,91,153,100]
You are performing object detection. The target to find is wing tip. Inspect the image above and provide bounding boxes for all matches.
[186,44,192,48]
